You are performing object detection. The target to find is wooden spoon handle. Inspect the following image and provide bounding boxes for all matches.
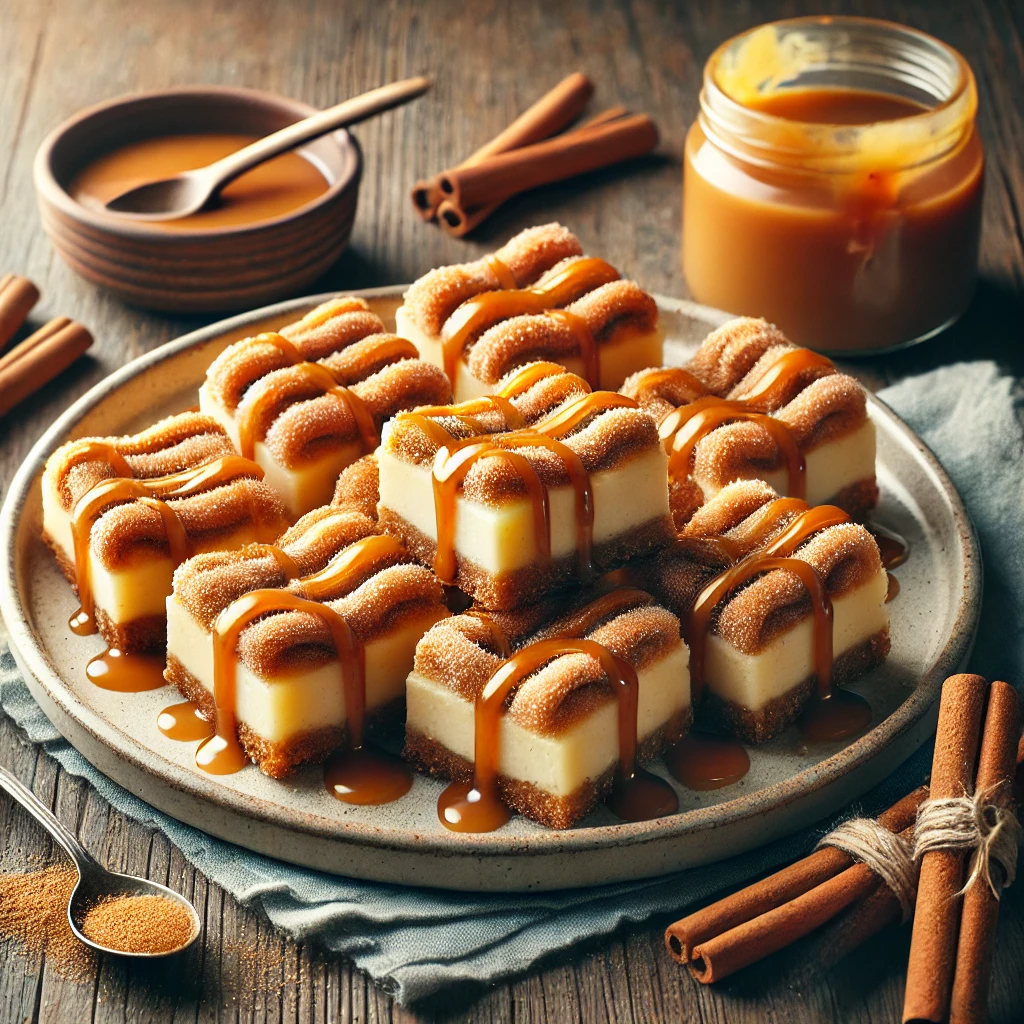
[209,76,431,187]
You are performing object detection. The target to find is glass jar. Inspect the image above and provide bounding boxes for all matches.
[682,17,983,354]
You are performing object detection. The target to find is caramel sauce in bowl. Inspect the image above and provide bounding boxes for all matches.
[34,87,362,312]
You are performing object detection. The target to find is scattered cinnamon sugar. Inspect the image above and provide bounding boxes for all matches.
[0,864,97,980]
[80,892,195,954]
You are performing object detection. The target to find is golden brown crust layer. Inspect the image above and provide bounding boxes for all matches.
[172,507,380,630]
[95,608,166,653]
[403,223,583,336]
[412,587,683,736]
[700,629,890,743]
[465,280,659,386]
[332,454,380,519]
[404,708,690,830]
[381,505,676,612]
[46,412,234,513]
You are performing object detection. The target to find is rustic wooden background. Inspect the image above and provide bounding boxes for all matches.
[1,0,1022,1020]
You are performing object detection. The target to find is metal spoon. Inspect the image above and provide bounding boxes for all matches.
[103,75,431,220]
[0,763,201,957]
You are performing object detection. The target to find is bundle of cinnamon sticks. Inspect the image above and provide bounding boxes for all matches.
[412,73,658,237]
[0,273,92,418]
[663,673,1022,1024]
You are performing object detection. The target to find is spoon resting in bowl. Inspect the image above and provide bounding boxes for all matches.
[103,75,430,221]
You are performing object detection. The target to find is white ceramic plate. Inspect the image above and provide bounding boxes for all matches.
[0,289,982,891]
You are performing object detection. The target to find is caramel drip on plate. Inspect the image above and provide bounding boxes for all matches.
[886,571,900,602]
[437,637,677,832]
[68,455,263,634]
[296,534,405,600]
[237,361,378,461]
[869,522,910,569]
[440,257,619,385]
[660,397,807,500]
[737,348,834,409]
[157,700,215,741]
[85,649,167,692]
[665,732,750,790]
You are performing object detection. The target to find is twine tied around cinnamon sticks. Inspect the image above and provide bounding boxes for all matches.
[818,816,920,921]
[913,787,1022,900]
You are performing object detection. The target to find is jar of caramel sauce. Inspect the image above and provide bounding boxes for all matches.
[683,18,984,354]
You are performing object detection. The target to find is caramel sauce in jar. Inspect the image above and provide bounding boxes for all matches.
[683,18,983,353]
[70,133,329,231]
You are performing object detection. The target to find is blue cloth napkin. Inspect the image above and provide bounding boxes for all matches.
[1,361,1021,1005]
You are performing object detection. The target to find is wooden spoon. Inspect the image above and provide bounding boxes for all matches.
[103,76,430,220]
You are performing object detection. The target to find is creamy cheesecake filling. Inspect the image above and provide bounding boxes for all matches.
[406,641,689,798]
[703,567,889,712]
[395,305,664,401]
[694,418,877,508]
[254,439,363,520]
[198,381,241,449]
[167,595,447,744]
[377,446,671,575]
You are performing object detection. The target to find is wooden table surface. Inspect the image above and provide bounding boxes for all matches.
[1,0,1022,1020]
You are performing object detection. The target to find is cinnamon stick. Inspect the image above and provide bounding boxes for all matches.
[436,106,629,238]
[903,673,989,1024]
[0,273,40,350]
[411,72,594,221]
[949,680,1020,1024]
[437,113,658,211]
[0,316,93,417]
[664,786,927,965]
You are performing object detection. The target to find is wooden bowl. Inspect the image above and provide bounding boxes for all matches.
[33,86,362,313]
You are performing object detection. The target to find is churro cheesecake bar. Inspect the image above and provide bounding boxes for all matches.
[167,510,449,778]
[200,296,451,518]
[395,223,664,401]
[376,361,676,610]
[622,317,878,529]
[405,587,690,829]
[633,479,890,743]
[42,412,287,652]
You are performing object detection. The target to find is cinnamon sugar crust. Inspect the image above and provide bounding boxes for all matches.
[89,476,287,571]
[729,344,834,410]
[404,709,690,830]
[235,564,445,678]
[47,412,234,512]
[465,280,658,386]
[621,366,707,423]
[255,357,451,470]
[319,334,419,385]
[380,505,675,611]
[172,507,380,629]
[332,454,381,518]
[204,298,386,413]
[382,361,591,465]
[403,223,583,336]
[688,317,791,396]
[412,591,682,737]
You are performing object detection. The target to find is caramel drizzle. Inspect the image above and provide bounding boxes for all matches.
[650,346,836,498]
[545,587,653,641]
[59,439,133,484]
[463,609,513,659]
[659,397,807,500]
[439,257,620,387]
[69,454,264,633]
[686,504,850,703]
[337,334,419,369]
[199,533,408,775]
[237,360,378,462]
[428,391,634,585]
[437,637,648,832]
[202,589,362,775]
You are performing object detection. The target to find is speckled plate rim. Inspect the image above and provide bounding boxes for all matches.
[0,289,982,867]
